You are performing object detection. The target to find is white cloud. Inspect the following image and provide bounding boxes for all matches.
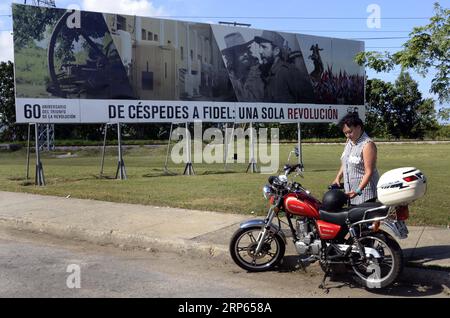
[0,31,13,62]
[82,0,166,16]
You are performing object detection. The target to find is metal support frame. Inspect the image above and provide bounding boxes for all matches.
[183,122,195,175]
[164,123,175,174]
[26,123,31,180]
[246,122,257,173]
[115,123,127,180]
[99,123,109,177]
[223,123,228,168]
[297,122,304,171]
[224,123,235,171]
[34,123,45,186]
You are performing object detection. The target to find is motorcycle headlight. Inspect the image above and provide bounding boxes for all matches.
[263,185,273,200]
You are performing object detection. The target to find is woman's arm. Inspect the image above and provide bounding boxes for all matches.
[333,164,344,185]
[359,141,377,190]
[347,142,377,198]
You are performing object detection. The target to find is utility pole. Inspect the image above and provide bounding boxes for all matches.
[218,21,251,28]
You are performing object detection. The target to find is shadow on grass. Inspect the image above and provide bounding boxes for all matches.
[6,177,34,186]
[7,177,27,181]
[201,170,239,175]
[20,181,35,186]
[93,175,117,180]
[141,168,240,178]
[141,166,179,177]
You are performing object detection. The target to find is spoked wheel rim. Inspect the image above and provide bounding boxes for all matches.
[352,236,396,288]
[233,228,282,270]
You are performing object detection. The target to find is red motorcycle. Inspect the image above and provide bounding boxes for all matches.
[229,164,427,289]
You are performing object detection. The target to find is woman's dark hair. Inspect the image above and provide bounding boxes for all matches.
[338,112,364,130]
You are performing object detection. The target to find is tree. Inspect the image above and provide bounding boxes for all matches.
[365,79,392,138]
[0,61,26,141]
[366,72,439,139]
[356,3,449,104]
[438,108,450,122]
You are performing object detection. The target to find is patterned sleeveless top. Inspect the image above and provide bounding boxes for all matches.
[341,132,379,205]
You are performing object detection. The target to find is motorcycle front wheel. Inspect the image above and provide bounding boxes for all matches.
[229,226,285,272]
[351,231,403,289]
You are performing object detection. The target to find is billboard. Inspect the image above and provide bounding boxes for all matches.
[12,4,365,124]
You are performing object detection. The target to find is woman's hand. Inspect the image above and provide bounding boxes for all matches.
[332,178,341,186]
[346,191,357,199]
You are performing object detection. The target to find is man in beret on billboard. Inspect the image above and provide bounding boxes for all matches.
[255,31,315,104]
[221,32,264,102]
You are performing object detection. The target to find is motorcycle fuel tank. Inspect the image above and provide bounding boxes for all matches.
[284,193,320,219]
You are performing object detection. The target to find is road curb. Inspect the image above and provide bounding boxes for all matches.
[0,217,231,262]
[1,216,448,273]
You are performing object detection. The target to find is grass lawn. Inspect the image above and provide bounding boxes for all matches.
[0,143,449,226]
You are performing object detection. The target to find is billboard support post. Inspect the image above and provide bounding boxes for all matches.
[26,123,31,180]
[246,122,257,173]
[115,123,127,180]
[223,123,227,169]
[99,123,109,177]
[34,123,45,186]
[297,123,304,171]
[183,122,195,175]
[164,123,175,175]
[224,123,235,171]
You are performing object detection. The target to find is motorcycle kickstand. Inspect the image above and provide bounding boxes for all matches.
[318,263,331,294]
[298,260,308,273]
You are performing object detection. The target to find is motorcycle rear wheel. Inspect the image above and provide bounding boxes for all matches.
[229,226,285,272]
[351,231,403,289]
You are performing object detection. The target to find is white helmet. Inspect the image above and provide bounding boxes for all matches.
[377,167,427,206]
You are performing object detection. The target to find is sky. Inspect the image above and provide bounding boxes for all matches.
[0,0,448,116]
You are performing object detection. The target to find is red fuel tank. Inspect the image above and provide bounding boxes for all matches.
[284,193,320,219]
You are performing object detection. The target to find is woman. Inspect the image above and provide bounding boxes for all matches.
[332,113,380,205]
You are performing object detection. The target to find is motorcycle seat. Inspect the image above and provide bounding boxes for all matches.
[347,202,390,223]
[319,210,349,226]
[319,202,389,226]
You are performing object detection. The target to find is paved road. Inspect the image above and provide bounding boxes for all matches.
[0,228,448,298]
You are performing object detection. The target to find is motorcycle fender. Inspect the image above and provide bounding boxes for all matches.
[381,219,408,240]
[239,219,287,244]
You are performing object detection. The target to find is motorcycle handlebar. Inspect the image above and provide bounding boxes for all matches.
[268,176,277,185]
[283,163,304,175]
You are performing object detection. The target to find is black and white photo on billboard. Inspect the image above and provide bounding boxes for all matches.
[212,26,315,104]
[12,5,134,100]
[12,4,366,124]
[12,4,236,102]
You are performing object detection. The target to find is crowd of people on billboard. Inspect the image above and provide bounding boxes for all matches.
[312,66,365,105]
[220,30,364,105]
